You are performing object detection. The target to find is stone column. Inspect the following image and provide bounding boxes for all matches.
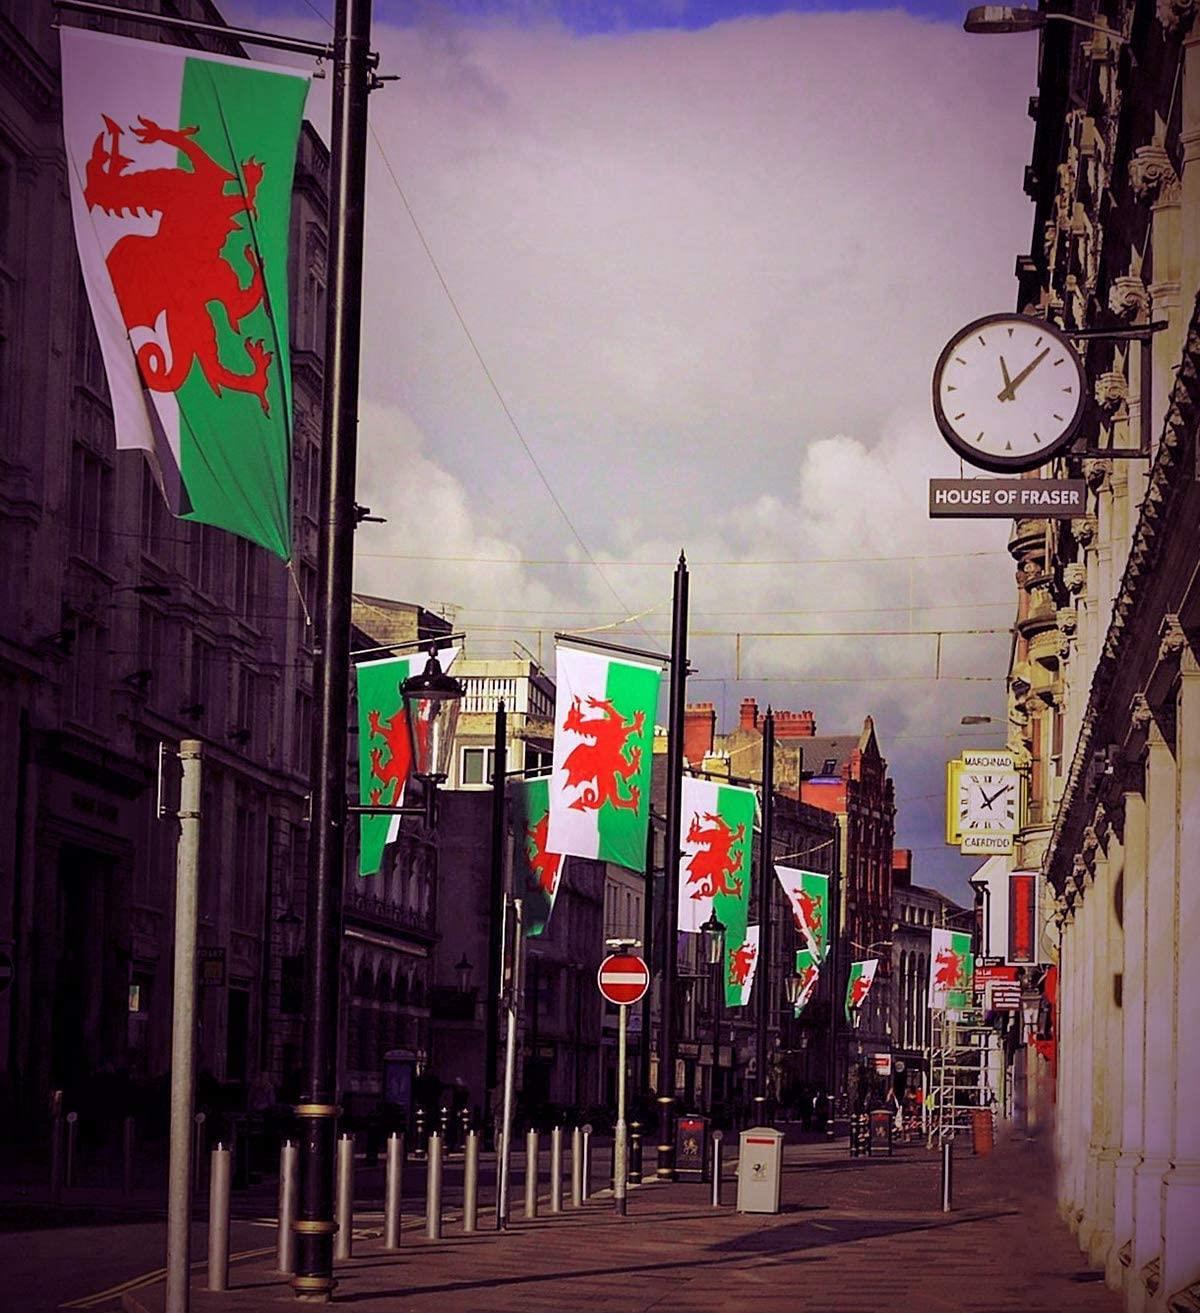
[1089,835,1122,1271]
[1111,788,1147,1294]
[1130,723,1176,1311]
[1076,868,1096,1242]
[1180,30,1200,311]
[1055,909,1074,1218]
[1160,652,1200,1309]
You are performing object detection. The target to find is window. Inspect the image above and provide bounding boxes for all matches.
[294,689,312,776]
[460,745,496,787]
[525,745,552,775]
[821,758,838,775]
[73,279,108,396]
[69,439,112,565]
[68,622,107,727]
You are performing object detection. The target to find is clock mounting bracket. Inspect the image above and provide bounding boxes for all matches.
[1064,320,1169,464]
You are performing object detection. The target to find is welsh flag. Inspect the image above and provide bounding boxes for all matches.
[929,928,974,1011]
[793,948,820,1016]
[677,775,755,1006]
[775,866,829,960]
[60,28,310,559]
[845,958,878,1021]
[728,923,760,1008]
[512,777,565,938]
[547,645,660,870]
[355,648,459,877]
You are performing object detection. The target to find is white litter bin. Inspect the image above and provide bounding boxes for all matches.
[735,1126,784,1214]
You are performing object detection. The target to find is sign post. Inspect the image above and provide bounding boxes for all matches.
[598,951,649,1216]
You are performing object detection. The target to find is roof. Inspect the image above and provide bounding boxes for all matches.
[798,735,858,777]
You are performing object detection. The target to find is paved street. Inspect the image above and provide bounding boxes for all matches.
[13,1131,1121,1313]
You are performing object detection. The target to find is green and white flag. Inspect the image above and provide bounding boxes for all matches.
[512,777,564,939]
[677,775,756,1007]
[547,644,660,870]
[60,28,310,559]
[355,648,459,877]
[775,866,829,960]
[793,948,820,1017]
[728,923,760,1008]
[845,958,878,1021]
[929,928,974,1011]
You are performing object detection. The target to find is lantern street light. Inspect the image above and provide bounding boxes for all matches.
[455,953,474,995]
[963,5,1130,42]
[347,644,465,828]
[276,908,304,959]
[700,909,726,1115]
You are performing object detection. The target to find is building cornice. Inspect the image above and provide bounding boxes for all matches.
[1044,291,1200,889]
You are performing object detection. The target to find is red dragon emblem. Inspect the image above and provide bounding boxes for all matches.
[728,941,757,988]
[366,707,411,807]
[934,948,967,992]
[792,889,823,941]
[796,964,818,998]
[525,813,562,896]
[683,811,746,900]
[849,972,872,1010]
[560,696,645,814]
[83,115,273,412]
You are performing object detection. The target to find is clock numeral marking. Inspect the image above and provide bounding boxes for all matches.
[976,432,985,443]
[1007,327,1014,337]
[953,412,966,421]
[1062,386,1073,393]
[1053,357,1065,366]
[1033,432,1042,444]
[946,384,957,392]
[954,356,967,365]
[1053,413,1064,421]
[978,335,987,347]
[1034,335,1043,347]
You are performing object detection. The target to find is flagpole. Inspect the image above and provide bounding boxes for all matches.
[656,552,688,1180]
[753,708,775,1123]
[825,823,842,1139]
[485,701,508,1152]
[295,0,373,1300]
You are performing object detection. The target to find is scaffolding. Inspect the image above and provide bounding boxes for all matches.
[927,1007,992,1145]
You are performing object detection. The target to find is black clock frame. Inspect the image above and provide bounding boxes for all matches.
[932,312,1089,474]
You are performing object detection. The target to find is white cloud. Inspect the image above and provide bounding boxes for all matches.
[233,3,1037,892]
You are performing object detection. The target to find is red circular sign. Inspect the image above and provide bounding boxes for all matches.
[597,953,649,1006]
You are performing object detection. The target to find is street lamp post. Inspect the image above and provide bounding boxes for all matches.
[700,910,726,1117]
[754,710,776,1124]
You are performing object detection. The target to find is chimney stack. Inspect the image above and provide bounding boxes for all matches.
[684,702,717,766]
[739,697,759,731]
[774,709,816,739]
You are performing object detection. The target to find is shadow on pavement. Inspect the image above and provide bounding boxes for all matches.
[706,1209,1019,1254]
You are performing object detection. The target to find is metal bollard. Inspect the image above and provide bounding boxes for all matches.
[941,1137,953,1213]
[49,1103,64,1204]
[335,1132,355,1260]
[581,1124,593,1201]
[192,1111,207,1195]
[462,1129,479,1233]
[65,1112,78,1189]
[439,1104,450,1147]
[426,1132,443,1240]
[629,1122,643,1186]
[571,1126,583,1208]
[277,1140,298,1275]
[383,1132,404,1251]
[550,1125,563,1213]
[710,1130,724,1207]
[524,1129,540,1218]
[414,1107,427,1157]
[123,1116,135,1196]
[459,1106,471,1150]
[207,1143,231,1291]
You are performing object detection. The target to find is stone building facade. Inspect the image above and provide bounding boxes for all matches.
[0,2,333,1125]
[991,4,1200,1309]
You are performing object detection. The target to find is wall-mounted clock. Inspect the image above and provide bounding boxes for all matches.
[956,766,1019,836]
[932,313,1088,473]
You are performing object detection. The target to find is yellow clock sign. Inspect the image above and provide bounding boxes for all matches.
[946,749,1019,855]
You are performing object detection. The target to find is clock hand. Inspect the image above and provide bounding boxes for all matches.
[999,355,1012,392]
[980,783,1013,809]
[996,347,1050,402]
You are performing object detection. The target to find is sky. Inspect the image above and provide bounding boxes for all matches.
[232,0,1041,900]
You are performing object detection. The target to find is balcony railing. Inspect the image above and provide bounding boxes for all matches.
[344,888,435,937]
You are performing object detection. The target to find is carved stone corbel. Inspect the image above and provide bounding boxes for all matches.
[1083,455,1115,489]
[1108,276,1149,322]
[1156,0,1196,35]
[1093,371,1128,420]
[1064,563,1087,594]
[1130,693,1153,732]
[1159,615,1186,664]
[1057,607,1078,635]
[1074,516,1098,547]
[1129,143,1181,205]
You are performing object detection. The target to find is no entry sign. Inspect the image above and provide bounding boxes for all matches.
[597,953,649,1006]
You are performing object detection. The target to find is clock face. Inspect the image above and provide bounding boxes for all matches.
[957,770,1019,833]
[932,314,1088,473]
